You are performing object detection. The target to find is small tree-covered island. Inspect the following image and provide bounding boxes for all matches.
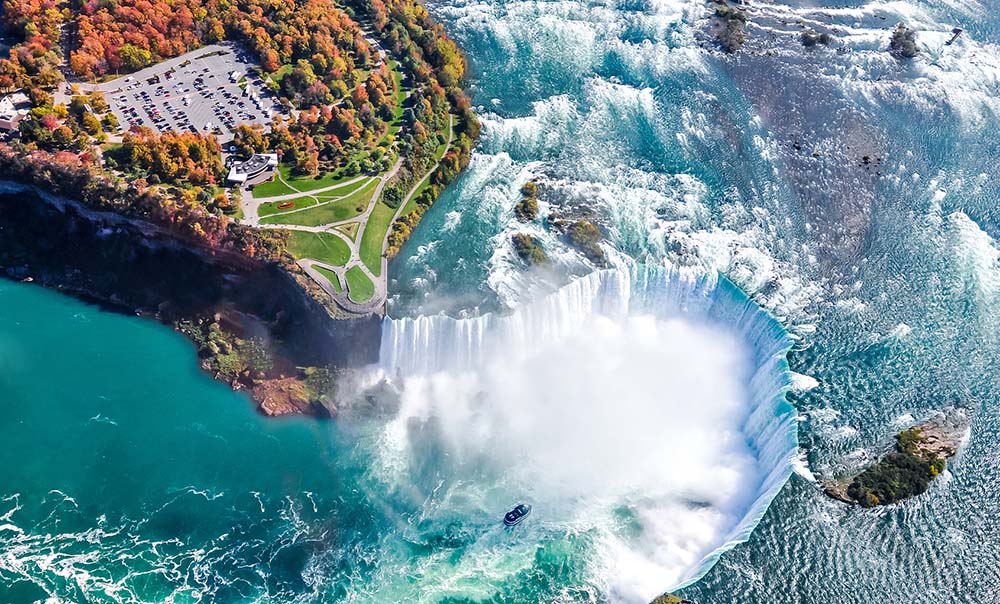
[0,0,479,414]
[823,409,970,507]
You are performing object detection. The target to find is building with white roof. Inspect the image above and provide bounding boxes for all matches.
[227,153,278,185]
[0,92,31,131]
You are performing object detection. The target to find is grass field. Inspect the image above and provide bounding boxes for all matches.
[260,180,378,227]
[251,165,364,199]
[287,231,351,267]
[315,265,343,294]
[359,201,394,276]
[250,165,298,198]
[345,265,375,303]
[256,177,373,217]
[257,196,318,217]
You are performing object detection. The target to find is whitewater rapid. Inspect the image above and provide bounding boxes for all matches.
[373,265,797,601]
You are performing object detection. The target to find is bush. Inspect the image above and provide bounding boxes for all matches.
[514,181,539,222]
[846,428,945,507]
[567,219,606,265]
[512,233,547,265]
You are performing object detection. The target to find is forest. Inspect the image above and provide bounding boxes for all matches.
[0,0,478,272]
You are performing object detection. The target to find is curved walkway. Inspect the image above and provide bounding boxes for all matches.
[381,115,454,256]
[240,173,371,226]
[249,116,454,316]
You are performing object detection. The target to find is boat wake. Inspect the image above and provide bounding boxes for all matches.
[371,264,797,602]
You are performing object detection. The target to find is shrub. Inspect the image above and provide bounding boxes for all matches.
[512,233,547,265]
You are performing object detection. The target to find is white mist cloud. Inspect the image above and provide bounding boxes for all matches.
[372,274,773,602]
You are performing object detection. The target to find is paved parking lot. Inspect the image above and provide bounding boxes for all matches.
[88,43,285,143]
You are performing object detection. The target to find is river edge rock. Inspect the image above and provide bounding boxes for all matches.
[822,407,970,506]
[0,182,381,417]
[651,594,693,604]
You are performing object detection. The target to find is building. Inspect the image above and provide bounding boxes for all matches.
[227,153,278,185]
[0,92,31,131]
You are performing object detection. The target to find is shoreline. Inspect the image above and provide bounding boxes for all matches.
[0,181,382,417]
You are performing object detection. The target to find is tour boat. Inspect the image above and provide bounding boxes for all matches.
[503,504,531,526]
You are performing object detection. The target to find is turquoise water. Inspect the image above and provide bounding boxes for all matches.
[0,281,378,603]
[0,265,799,603]
[384,0,1000,600]
[6,0,1000,600]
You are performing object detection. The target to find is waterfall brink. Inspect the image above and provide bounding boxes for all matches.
[377,265,797,599]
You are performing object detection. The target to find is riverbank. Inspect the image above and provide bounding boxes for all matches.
[0,182,380,416]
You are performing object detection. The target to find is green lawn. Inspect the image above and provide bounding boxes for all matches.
[270,63,293,85]
[360,201,394,276]
[315,265,343,294]
[289,171,364,194]
[257,177,373,217]
[250,165,298,198]
[345,265,375,303]
[287,231,351,267]
[257,196,319,217]
[251,166,364,199]
[260,180,378,227]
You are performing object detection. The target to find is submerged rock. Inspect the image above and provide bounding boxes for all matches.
[890,23,919,59]
[709,0,748,53]
[823,408,969,506]
[801,29,834,47]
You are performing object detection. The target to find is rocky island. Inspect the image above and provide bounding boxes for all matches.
[824,408,970,507]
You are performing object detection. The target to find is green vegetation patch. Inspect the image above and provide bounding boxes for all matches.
[251,165,299,198]
[314,265,343,294]
[565,219,606,266]
[401,127,451,215]
[252,167,369,199]
[260,179,378,227]
[515,180,539,222]
[360,201,395,276]
[846,428,947,507]
[288,172,368,194]
[512,233,547,265]
[287,231,351,267]
[257,177,372,217]
[345,265,375,303]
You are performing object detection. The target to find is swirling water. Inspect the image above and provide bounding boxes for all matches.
[3,0,1000,601]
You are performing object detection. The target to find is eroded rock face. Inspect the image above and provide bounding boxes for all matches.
[0,185,380,416]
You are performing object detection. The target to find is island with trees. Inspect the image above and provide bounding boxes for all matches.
[823,408,969,507]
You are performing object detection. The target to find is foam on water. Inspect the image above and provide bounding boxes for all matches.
[374,264,797,601]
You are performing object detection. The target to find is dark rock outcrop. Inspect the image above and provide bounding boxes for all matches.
[890,23,919,59]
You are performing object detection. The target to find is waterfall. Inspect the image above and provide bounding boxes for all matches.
[376,264,797,599]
